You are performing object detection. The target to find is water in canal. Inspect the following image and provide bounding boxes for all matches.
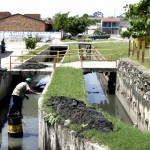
[84,72,133,125]
[0,75,50,150]
[0,94,40,150]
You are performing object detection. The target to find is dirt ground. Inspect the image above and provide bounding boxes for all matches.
[46,96,114,133]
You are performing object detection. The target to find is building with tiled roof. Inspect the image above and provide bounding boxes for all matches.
[0,12,52,32]
[101,17,120,34]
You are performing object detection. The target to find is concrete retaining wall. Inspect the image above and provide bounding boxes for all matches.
[0,69,12,102]
[116,59,150,131]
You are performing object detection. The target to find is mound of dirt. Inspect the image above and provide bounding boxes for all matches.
[15,60,48,69]
[46,96,114,133]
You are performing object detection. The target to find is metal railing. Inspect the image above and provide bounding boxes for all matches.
[9,49,118,70]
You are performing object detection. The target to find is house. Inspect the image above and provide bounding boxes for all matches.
[0,12,52,32]
[101,17,120,34]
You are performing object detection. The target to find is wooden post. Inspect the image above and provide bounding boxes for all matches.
[80,51,83,68]
[149,47,150,67]
[137,40,140,60]
[132,41,135,57]
[53,57,56,69]
[57,51,59,63]
[128,40,131,57]
[10,56,11,70]
[142,41,145,63]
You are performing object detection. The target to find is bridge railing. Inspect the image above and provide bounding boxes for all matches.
[9,48,118,70]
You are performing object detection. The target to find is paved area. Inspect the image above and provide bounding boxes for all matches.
[0,41,47,70]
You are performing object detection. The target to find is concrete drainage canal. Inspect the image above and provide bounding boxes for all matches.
[0,45,68,149]
[84,71,133,125]
[0,71,133,149]
[0,73,51,149]
[0,44,134,149]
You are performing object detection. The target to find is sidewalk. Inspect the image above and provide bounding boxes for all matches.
[0,41,46,69]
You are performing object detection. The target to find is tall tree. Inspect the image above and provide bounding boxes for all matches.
[67,15,91,36]
[121,0,150,39]
[53,12,69,31]
[52,13,92,36]
[93,11,104,18]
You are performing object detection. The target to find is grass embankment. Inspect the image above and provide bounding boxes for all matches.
[21,44,49,60]
[40,40,150,149]
[42,67,150,150]
[93,41,150,68]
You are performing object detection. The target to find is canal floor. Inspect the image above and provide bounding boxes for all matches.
[0,94,40,150]
[84,72,133,125]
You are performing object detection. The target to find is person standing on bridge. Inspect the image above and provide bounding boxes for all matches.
[8,78,38,118]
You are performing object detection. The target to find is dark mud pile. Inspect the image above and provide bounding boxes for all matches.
[14,60,48,69]
[46,96,114,133]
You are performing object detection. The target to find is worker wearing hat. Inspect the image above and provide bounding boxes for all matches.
[8,78,37,117]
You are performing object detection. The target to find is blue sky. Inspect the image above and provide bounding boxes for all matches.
[1,0,140,18]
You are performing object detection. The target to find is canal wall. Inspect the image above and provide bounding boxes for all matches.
[116,59,150,131]
[0,69,52,103]
[0,69,12,102]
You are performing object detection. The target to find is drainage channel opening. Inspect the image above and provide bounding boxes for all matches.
[84,71,133,126]
[0,74,50,149]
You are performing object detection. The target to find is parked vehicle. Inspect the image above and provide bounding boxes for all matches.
[88,34,110,40]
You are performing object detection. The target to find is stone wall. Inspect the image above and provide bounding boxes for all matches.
[116,59,150,131]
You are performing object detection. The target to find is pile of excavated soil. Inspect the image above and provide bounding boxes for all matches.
[14,60,48,69]
[46,96,114,133]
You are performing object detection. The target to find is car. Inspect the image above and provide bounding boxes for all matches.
[88,34,110,40]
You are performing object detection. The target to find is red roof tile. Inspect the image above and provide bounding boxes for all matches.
[102,17,120,22]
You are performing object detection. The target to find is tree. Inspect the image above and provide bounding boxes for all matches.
[93,11,104,18]
[121,0,150,39]
[67,15,92,36]
[52,12,92,36]
[53,12,69,31]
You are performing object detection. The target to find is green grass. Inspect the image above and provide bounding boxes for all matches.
[42,67,88,113]
[63,43,79,62]
[40,41,150,149]
[93,41,128,59]
[93,41,150,68]
[42,67,150,150]
[21,44,49,60]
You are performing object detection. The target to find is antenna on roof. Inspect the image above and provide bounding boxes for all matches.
[114,8,116,17]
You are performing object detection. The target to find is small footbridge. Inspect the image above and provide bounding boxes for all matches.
[7,48,118,73]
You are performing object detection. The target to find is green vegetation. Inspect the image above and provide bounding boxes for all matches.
[121,0,150,39]
[93,41,128,59]
[21,38,149,149]
[93,41,150,68]
[20,44,49,61]
[53,12,92,36]
[42,67,88,114]
[25,37,37,49]
[63,43,79,62]
[42,66,150,150]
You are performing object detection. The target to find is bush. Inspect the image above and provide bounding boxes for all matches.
[25,37,37,49]
[94,29,106,35]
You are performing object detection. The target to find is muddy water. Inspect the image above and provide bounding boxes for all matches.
[84,72,133,125]
[0,75,51,150]
[0,94,40,150]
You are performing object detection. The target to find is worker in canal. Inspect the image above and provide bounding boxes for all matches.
[8,78,38,118]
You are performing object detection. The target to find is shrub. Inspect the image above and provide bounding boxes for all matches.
[25,37,37,49]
